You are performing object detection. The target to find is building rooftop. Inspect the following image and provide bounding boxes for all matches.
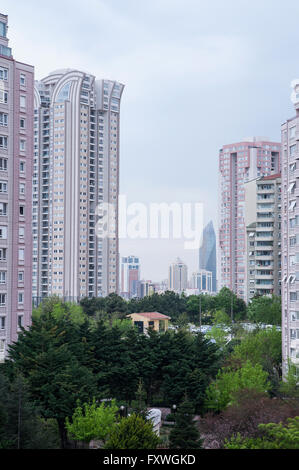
[127,312,171,320]
[260,173,281,180]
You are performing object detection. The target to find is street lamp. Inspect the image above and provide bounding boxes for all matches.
[119,405,126,418]
[172,404,177,422]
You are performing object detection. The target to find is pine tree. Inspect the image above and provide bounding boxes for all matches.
[130,379,148,418]
[169,398,202,449]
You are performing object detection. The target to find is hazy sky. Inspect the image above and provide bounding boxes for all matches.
[2,0,298,281]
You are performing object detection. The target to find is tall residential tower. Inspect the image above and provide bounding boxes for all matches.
[218,137,281,300]
[0,14,34,360]
[281,80,299,377]
[32,69,124,303]
[244,173,282,303]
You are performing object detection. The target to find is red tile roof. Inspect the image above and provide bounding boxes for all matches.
[262,173,281,180]
[128,312,171,320]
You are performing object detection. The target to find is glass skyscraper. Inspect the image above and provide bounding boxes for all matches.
[199,220,217,292]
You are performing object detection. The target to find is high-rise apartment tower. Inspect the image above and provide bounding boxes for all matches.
[0,14,34,360]
[32,69,124,302]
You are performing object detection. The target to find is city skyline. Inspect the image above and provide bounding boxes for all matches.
[1,0,299,281]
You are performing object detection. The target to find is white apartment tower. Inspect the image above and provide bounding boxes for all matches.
[281,80,299,377]
[244,174,282,303]
[32,69,124,302]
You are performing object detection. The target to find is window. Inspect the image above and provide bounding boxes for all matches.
[0,113,8,126]
[0,181,7,193]
[0,294,6,305]
[0,90,8,104]
[0,67,8,81]
[290,144,297,156]
[18,315,23,328]
[19,227,25,239]
[290,329,299,340]
[18,292,24,304]
[0,339,5,353]
[0,158,7,171]
[20,95,26,108]
[20,139,26,151]
[0,227,7,239]
[0,136,7,149]
[18,248,24,261]
[0,203,7,216]
[0,22,6,38]
[290,127,296,139]
[20,118,25,129]
[19,205,24,216]
[0,316,5,329]
[291,311,299,322]
[20,74,26,86]
[290,292,298,302]
[0,271,6,284]
[19,183,25,195]
[0,248,7,260]
[18,271,24,282]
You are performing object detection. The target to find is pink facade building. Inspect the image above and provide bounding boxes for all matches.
[0,14,34,360]
[218,137,281,300]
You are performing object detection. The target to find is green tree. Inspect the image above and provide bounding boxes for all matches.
[205,360,271,412]
[206,325,229,350]
[130,379,148,418]
[65,399,118,445]
[104,414,160,449]
[225,417,299,449]
[230,327,282,392]
[169,398,202,449]
[214,287,247,321]
[0,369,59,449]
[279,360,299,399]
[212,309,232,326]
[7,302,98,448]
[247,295,281,325]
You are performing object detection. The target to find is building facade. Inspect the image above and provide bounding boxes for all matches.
[120,255,140,298]
[168,257,188,293]
[281,80,299,377]
[32,69,124,303]
[199,220,216,292]
[218,137,281,300]
[244,174,282,303]
[0,14,34,360]
[136,280,155,298]
[191,269,213,294]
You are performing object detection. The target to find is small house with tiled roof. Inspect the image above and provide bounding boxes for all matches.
[127,312,171,334]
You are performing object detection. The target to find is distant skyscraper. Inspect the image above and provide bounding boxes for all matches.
[218,137,281,300]
[120,255,140,298]
[168,258,188,293]
[32,69,124,302]
[281,80,299,378]
[191,270,213,294]
[136,280,155,298]
[199,221,216,292]
[0,14,34,360]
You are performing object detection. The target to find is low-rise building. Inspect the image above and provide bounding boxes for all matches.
[127,312,170,334]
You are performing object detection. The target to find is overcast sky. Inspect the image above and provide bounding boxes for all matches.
[2,0,298,281]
